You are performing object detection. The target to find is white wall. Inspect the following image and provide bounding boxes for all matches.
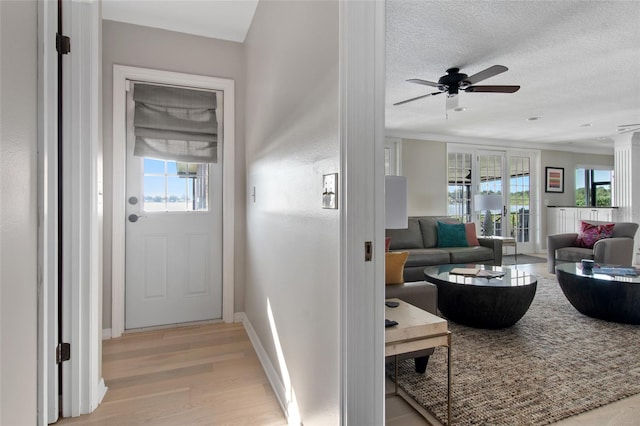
[101,21,246,328]
[0,1,38,423]
[244,1,340,424]
[402,139,448,215]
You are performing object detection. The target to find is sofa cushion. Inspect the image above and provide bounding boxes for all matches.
[416,216,457,248]
[576,221,614,248]
[465,223,480,246]
[446,246,495,263]
[401,248,452,267]
[387,217,424,250]
[556,246,594,263]
[385,251,409,285]
[437,221,469,248]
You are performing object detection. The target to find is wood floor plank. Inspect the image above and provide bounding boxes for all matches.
[57,323,286,425]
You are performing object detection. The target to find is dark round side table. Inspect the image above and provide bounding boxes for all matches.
[555,263,640,324]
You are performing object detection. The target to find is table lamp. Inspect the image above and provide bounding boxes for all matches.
[474,194,502,236]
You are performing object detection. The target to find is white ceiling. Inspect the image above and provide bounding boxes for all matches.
[386,1,640,153]
[102,1,640,153]
[102,0,258,42]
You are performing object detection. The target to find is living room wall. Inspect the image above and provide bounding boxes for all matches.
[402,138,448,216]
[400,138,614,251]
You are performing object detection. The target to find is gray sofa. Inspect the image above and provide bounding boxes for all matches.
[386,216,503,282]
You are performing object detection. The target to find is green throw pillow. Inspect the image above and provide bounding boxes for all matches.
[437,221,469,248]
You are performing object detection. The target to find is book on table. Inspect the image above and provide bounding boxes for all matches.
[592,266,639,276]
[450,267,505,278]
[450,267,481,276]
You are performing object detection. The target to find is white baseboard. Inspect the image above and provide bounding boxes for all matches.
[235,312,291,423]
[102,328,112,340]
[95,378,108,408]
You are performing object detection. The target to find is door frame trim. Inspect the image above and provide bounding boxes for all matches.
[111,65,235,338]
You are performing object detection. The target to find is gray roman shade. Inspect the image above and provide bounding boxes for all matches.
[133,83,218,163]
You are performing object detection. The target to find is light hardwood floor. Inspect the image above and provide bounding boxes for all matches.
[386,258,640,426]
[57,322,287,426]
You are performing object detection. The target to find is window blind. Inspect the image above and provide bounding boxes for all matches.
[133,83,218,163]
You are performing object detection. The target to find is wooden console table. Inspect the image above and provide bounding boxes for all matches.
[385,298,452,425]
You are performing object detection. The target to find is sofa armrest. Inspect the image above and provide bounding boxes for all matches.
[547,233,578,273]
[593,237,635,266]
[385,281,437,315]
[477,238,503,266]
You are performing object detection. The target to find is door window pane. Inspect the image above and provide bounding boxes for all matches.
[142,159,209,212]
[509,156,530,243]
[447,153,472,223]
[478,154,503,236]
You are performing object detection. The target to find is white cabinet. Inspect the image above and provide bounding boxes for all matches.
[577,208,615,222]
[548,207,617,236]
[547,207,577,235]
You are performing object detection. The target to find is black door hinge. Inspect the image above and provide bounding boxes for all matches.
[56,33,71,55]
[56,343,71,364]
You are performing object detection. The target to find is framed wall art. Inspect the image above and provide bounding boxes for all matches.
[545,167,564,193]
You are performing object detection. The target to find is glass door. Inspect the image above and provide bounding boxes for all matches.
[508,155,532,251]
[476,151,504,236]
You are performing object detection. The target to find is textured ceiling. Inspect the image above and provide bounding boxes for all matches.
[102,0,258,42]
[386,1,640,153]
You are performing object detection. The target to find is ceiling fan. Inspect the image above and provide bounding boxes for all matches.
[394,65,520,109]
[617,124,640,134]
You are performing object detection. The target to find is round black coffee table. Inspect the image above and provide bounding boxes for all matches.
[555,263,640,324]
[424,264,537,329]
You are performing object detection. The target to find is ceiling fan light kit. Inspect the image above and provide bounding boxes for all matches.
[394,65,521,109]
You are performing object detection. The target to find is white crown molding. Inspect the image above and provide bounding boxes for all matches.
[385,129,614,155]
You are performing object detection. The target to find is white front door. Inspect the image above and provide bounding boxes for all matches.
[124,86,222,329]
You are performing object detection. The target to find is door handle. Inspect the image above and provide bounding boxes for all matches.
[128,213,144,223]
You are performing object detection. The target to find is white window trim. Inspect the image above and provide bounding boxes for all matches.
[111,65,235,338]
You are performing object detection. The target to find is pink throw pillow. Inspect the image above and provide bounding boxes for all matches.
[465,223,480,246]
[385,236,392,252]
[576,221,615,249]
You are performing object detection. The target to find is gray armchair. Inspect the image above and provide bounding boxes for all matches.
[547,220,639,273]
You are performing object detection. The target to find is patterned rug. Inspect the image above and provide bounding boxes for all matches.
[390,275,640,425]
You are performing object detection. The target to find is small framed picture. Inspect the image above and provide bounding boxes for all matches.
[545,167,564,193]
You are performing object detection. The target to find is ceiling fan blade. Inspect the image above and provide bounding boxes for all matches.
[618,124,640,128]
[407,78,440,88]
[618,128,640,134]
[465,85,520,93]
[464,65,508,85]
[393,91,442,106]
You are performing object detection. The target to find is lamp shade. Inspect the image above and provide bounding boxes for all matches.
[474,194,502,211]
[385,175,408,229]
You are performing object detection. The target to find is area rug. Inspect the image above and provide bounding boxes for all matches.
[502,254,547,265]
[390,275,640,425]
